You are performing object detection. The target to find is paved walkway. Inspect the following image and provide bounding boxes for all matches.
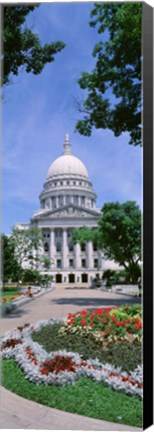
[1,286,142,431]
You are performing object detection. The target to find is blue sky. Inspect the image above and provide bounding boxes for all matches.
[3,3,142,234]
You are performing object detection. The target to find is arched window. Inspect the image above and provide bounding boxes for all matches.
[44,242,49,252]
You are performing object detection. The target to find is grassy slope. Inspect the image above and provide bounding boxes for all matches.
[2,359,142,427]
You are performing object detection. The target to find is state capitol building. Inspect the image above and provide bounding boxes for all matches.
[19,134,117,285]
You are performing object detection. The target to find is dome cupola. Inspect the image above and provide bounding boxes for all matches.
[39,134,96,211]
[47,134,88,179]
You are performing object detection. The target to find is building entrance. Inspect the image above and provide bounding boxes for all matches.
[69,273,75,283]
[81,273,88,283]
[56,273,62,283]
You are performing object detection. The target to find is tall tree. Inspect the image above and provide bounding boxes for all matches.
[98,201,141,283]
[72,201,141,284]
[3,5,66,85]
[11,226,43,279]
[2,234,22,285]
[76,3,142,146]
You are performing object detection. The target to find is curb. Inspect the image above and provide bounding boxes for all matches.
[1,286,55,315]
[14,286,56,306]
[100,287,141,298]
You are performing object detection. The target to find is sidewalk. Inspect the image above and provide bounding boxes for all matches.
[1,387,142,431]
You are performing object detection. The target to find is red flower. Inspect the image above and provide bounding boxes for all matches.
[2,338,22,349]
[80,319,88,326]
[135,323,142,330]
[68,313,76,319]
[80,311,88,317]
[93,308,103,316]
[115,322,121,327]
[109,372,118,378]
[31,358,38,365]
[41,355,77,375]
[69,319,75,324]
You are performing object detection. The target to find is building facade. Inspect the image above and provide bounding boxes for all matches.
[19,134,118,285]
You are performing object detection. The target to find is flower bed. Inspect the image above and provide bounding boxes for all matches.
[59,305,142,346]
[1,293,23,304]
[0,317,143,398]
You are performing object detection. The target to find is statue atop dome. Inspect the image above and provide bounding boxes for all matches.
[63,133,72,155]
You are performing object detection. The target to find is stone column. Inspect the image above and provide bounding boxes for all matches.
[87,241,93,269]
[74,243,80,269]
[50,229,56,268]
[56,196,59,208]
[98,250,103,270]
[62,228,68,269]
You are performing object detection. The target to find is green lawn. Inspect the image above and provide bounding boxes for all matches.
[2,359,142,428]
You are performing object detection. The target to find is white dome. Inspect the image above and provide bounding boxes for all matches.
[47,134,89,179]
[47,154,88,179]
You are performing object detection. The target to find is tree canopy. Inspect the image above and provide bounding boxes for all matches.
[72,201,141,284]
[76,3,142,146]
[72,225,98,245]
[3,5,66,85]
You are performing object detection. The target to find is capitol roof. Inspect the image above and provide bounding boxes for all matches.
[47,134,89,179]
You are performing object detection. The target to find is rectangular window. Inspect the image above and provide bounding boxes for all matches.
[94,259,98,268]
[69,259,74,267]
[82,259,86,268]
[57,259,61,268]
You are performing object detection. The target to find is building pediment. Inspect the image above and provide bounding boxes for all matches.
[33,204,100,220]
